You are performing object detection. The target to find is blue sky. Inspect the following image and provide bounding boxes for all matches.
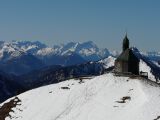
[0,0,160,51]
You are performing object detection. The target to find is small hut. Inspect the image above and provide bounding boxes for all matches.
[114,35,139,75]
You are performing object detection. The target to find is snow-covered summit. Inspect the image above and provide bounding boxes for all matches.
[98,56,115,69]
[1,73,160,120]
[0,42,25,61]
[11,40,46,54]
[50,41,110,61]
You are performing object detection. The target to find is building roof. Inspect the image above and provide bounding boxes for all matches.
[116,48,139,62]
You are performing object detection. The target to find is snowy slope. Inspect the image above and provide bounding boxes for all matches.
[1,73,160,120]
[132,47,160,82]
[98,56,115,69]
[139,60,156,81]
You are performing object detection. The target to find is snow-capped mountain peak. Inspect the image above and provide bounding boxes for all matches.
[10,40,46,54]
[99,56,116,69]
[37,48,55,56]
[35,41,111,62]
[0,42,25,61]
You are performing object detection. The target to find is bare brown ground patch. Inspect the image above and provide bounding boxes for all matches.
[116,96,131,103]
[0,97,21,120]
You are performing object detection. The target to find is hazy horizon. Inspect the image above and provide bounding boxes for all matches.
[0,0,160,51]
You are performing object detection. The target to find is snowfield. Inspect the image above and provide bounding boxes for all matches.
[99,56,115,69]
[139,60,156,81]
[1,73,160,120]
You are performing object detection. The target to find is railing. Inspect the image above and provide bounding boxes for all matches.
[139,71,148,79]
[113,71,148,79]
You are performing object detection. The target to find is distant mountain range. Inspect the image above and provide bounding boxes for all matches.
[0,40,160,75]
[0,40,111,75]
